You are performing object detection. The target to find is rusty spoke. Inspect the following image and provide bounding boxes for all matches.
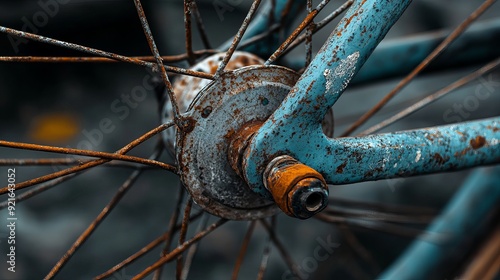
[0,158,157,169]
[191,0,212,50]
[315,213,445,241]
[304,0,313,68]
[283,0,353,56]
[132,0,181,122]
[94,197,206,280]
[359,57,500,136]
[231,221,256,280]
[153,184,186,280]
[236,24,281,50]
[176,199,193,280]
[256,229,272,280]
[339,226,381,275]
[180,213,209,280]
[0,26,158,70]
[340,0,497,137]
[0,140,174,172]
[265,0,331,65]
[0,173,76,210]
[45,143,164,279]
[184,0,195,65]
[0,122,173,194]
[0,50,217,63]
[260,219,302,279]
[132,219,228,280]
[215,0,262,77]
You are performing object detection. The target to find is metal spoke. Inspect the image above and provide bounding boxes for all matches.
[0,55,214,78]
[339,226,381,275]
[0,173,76,210]
[191,0,212,49]
[0,26,156,69]
[132,219,228,280]
[184,0,195,64]
[180,213,209,280]
[0,158,156,169]
[0,50,217,63]
[215,0,262,77]
[153,184,186,280]
[260,219,302,279]
[0,122,173,194]
[133,0,181,122]
[256,230,272,280]
[45,143,163,279]
[359,57,500,136]
[236,24,281,50]
[176,199,193,280]
[231,221,256,280]
[265,0,331,65]
[340,0,497,137]
[95,215,206,280]
[0,140,174,172]
[283,0,353,56]
[315,213,446,242]
[305,0,313,68]
[331,198,437,216]
[323,205,435,224]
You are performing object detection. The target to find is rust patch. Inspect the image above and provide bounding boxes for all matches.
[487,125,499,132]
[470,136,486,149]
[433,153,448,165]
[336,162,347,174]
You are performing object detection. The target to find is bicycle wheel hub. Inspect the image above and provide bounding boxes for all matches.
[175,65,302,220]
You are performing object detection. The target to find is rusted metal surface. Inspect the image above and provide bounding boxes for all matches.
[263,155,328,219]
[162,52,265,156]
[174,65,301,220]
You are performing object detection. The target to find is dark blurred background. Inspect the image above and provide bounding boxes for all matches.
[0,1,499,279]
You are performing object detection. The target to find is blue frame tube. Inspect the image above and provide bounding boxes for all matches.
[379,165,500,279]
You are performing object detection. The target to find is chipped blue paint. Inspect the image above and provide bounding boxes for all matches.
[241,0,500,198]
[243,0,414,196]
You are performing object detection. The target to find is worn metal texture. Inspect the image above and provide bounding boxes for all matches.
[176,65,300,220]
[263,155,329,219]
[243,0,413,194]
[162,51,264,155]
[380,165,500,279]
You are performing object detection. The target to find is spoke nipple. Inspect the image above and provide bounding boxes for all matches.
[263,155,329,219]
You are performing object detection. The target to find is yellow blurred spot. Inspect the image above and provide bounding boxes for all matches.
[29,113,80,144]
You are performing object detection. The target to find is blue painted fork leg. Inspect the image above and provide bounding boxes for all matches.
[243,0,413,194]
[379,165,500,280]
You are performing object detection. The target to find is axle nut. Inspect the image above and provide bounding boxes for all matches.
[263,155,329,219]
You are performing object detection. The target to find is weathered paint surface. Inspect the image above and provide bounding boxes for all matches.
[244,0,415,195]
